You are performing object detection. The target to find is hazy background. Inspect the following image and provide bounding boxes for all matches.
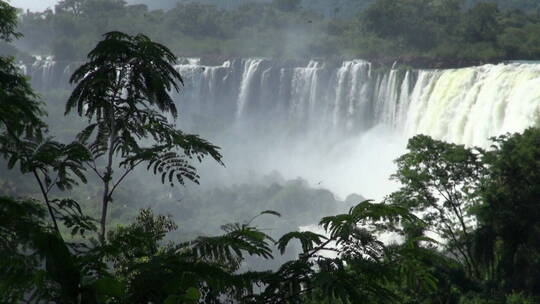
[14,0,58,11]
[14,0,270,11]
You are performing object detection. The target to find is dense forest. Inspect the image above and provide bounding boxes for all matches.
[2,0,540,303]
[6,0,540,67]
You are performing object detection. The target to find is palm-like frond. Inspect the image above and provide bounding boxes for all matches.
[66,31,182,119]
[277,231,327,255]
[104,209,276,303]
[2,136,90,191]
[319,200,418,247]
[184,224,274,266]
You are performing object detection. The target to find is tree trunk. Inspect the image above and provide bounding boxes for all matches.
[99,110,116,244]
[33,170,60,234]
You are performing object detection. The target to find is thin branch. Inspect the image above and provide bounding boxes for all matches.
[32,170,60,234]
[1,117,62,236]
[46,174,60,193]
[306,239,333,260]
[88,156,104,180]
[108,159,144,198]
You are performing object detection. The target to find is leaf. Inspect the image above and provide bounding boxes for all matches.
[260,210,281,217]
[163,295,182,304]
[93,276,124,297]
[277,231,327,255]
[184,287,200,301]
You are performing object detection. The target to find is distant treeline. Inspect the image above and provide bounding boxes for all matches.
[10,0,540,66]
[131,0,540,16]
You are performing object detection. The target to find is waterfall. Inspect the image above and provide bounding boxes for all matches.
[289,60,320,124]
[237,59,265,118]
[404,63,540,147]
[22,57,540,198]
[23,56,72,90]
[22,57,540,149]
[396,71,412,128]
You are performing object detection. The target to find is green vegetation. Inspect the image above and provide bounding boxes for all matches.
[66,30,222,241]
[11,0,540,67]
[3,1,540,303]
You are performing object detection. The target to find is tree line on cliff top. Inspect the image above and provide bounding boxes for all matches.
[7,0,540,66]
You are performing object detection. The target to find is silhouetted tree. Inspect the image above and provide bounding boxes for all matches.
[66,31,223,242]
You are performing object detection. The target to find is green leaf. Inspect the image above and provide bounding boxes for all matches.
[163,295,182,304]
[184,287,200,301]
[93,276,124,297]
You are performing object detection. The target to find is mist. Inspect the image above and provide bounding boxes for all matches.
[12,0,58,11]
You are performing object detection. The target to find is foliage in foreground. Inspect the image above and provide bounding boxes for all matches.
[0,194,424,303]
[5,126,540,304]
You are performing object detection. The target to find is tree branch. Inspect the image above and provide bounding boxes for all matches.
[108,159,144,198]
[32,170,60,234]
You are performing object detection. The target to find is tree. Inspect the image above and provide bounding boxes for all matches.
[166,3,226,38]
[0,0,19,42]
[0,5,96,301]
[0,1,42,138]
[0,57,43,139]
[0,0,91,237]
[257,201,424,303]
[106,209,277,303]
[462,2,500,42]
[386,135,486,279]
[55,0,85,15]
[386,130,540,299]
[362,0,463,50]
[476,128,540,294]
[56,0,128,16]
[0,197,278,303]
[66,31,223,242]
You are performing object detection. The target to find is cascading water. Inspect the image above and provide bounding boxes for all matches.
[24,56,73,91]
[405,63,540,147]
[237,59,265,118]
[23,58,540,199]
